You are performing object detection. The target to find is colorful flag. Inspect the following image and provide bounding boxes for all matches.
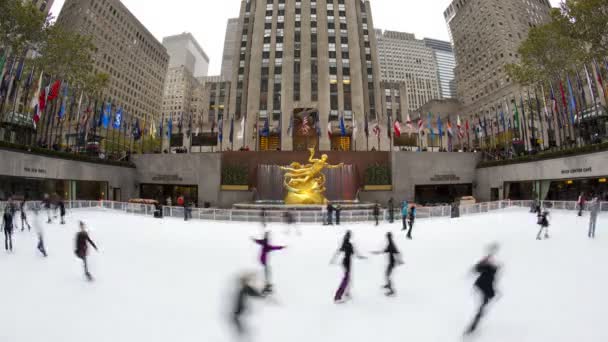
[417,114,423,134]
[393,120,401,137]
[287,113,293,135]
[229,117,234,144]
[447,116,453,137]
[512,100,520,129]
[339,114,346,136]
[219,115,225,142]
[167,114,173,137]
[58,84,69,119]
[113,107,122,129]
[427,113,434,141]
[406,113,413,131]
[102,102,111,128]
[31,72,43,126]
[437,115,443,137]
[566,75,576,123]
[132,118,141,140]
[352,115,358,137]
[327,117,332,139]
[301,115,311,135]
[47,80,61,101]
[593,59,606,98]
[372,121,380,137]
[364,113,369,137]
[584,64,596,104]
[315,114,321,137]
[238,116,245,140]
[159,114,164,138]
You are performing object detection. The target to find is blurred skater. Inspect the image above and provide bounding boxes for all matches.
[589,195,600,238]
[325,203,334,225]
[252,231,285,295]
[2,208,14,252]
[231,272,265,338]
[32,207,47,257]
[43,194,52,223]
[74,221,98,281]
[406,204,416,239]
[372,232,403,296]
[335,204,342,225]
[283,210,300,235]
[388,198,395,223]
[536,211,550,240]
[331,230,366,303]
[373,203,380,226]
[577,192,586,217]
[59,200,66,225]
[465,243,500,335]
[260,208,267,227]
[20,199,31,231]
[401,201,409,230]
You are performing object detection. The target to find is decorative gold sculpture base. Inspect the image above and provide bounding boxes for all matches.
[280,148,343,205]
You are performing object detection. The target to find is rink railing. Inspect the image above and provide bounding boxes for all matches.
[1,199,606,224]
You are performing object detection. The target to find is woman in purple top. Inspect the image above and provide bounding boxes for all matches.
[252,231,285,294]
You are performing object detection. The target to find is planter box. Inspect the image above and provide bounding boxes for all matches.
[220,185,249,191]
[363,185,392,191]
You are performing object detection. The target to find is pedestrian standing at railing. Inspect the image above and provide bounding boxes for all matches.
[2,208,14,252]
[59,200,66,225]
[373,203,380,226]
[406,205,416,239]
[401,201,409,230]
[577,192,586,217]
[589,195,600,239]
[388,198,395,223]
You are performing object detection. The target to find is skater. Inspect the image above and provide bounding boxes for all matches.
[401,201,409,230]
[74,221,98,281]
[43,193,52,223]
[388,197,395,223]
[330,230,366,303]
[252,231,285,295]
[2,208,14,252]
[260,208,267,227]
[406,204,416,239]
[465,243,500,335]
[177,195,187,221]
[59,200,66,224]
[335,204,342,225]
[32,207,47,257]
[20,199,31,231]
[373,203,380,226]
[326,202,334,225]
[536,211,550,240]
[231,272,265,337]
[577,192,586,217]
[589,195,600,238]
[372,232,403,296]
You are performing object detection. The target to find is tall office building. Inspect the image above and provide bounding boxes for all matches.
[56,0,169,122]
[227,0,386,151]
[162,33,209,78]
[444,0,552,113]
[27,0,54,16]
[221,18,240,81]
[424,38,456,99]
[376,30,441,115]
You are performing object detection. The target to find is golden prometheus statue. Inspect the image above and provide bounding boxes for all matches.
[280,148,344,205]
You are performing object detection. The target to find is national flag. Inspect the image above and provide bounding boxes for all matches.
[238,116,245,140]
[593,59,606,98]
[566,75,576,123]
[393,119,401,137]
[178,112,183,134]
[58,83,68,119]
[158,114,164,138]
[327,117,332,139]
[513,100,520,129]
[218,115,224,142]
[406,113,413,131]
[339,114,346,136]
[559,79,568,111]
[31,72,43,125]
[113,107,122,129]
[447,116,453,136]
[229,117,234,144]
[74,92,83,123]
[364,113,369,137]
[465,119,470,138]
[287,112,293,135]
[133,118,141,140]
[575,71,587,110]
[352,115,358,137]
[102,102,111,128]
[372,121,380,137]
[482,116,488,137]
[417,114,423,134]
[188,113,193,138]
[315,114,321,137]
[437,115,443,137]
[167,114,173,137]
[386,112,392,139]
[584,64,596,104]
[301,115,311,134]
[47,80,61,101]
[427,113,434,140]
[520,97,527,135]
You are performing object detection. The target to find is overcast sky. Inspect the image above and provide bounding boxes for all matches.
[50,0,561,75]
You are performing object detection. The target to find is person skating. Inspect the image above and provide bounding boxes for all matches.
[589,195,600,238]
[32,207,47,257]
[43,194,52,223]
[260,208,267,227]
[177,195,187,221]
[75,221,99,281]
[372,232,403,296]
[231,272,265,337]
[465,243,500,335]
[326,203,334,225]
[401,201,409,231]
[252,231,285,295]
[2,208,14,252]
[406,204,416,239]
[373,203,380,226]
[388,198,395,223]
[335,204,342,225]
[577,192,586,217]
[59,200,66,224]
[330,230,366,303]
[536,211,550,240]
[20,199,31,231]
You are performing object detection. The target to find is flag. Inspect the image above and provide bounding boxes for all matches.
[584,64,596,105]
[386,112,392,139]
[559,79,568,111]
[159,114,164,138]
[133,118,141,140]
[188,113,193,138]
[447,116,453,137]
[500,110,505,132]
[238,116,245,140]
[178,112,183,134]
[364,113,369,137]
[427,113,434,141]
[352,115,358,137]
[229,117,234,144]
[576,71,587,110]
[437,115,443,137]
[520,97,527,136]
[372,121,380,137]
[0,54,6,79]
[102,102,111,128]
[150,119,156,137]
[74,92,83,123]
[287,112,293,135]
[465,119,470,139]
[482,116,488,137]
[566,75,576,123]
[167,114,173,137]
[315,114,321,137]
[58,83,68,119]
[406,113,412,131]
[113,107,123,129]
[219,115,224,142]
[339,114,346,136]
[47,80,61,101]
[31,72,43,125]
[513,100,520,129]
[417,114,423,134]
[260,114,269,137]
[593,59,606,98]
[327,117,332,139]
[393,120,401,137]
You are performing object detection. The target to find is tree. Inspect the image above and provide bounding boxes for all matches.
[0,1,49,54]
[559,0,608,61]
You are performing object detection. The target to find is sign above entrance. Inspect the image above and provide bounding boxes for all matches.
[151,174,183,182]
[23,167,47,175]
[561,167,592,175]
[430,174,460,182]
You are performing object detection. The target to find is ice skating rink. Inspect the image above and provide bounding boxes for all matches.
[0,207,606,342]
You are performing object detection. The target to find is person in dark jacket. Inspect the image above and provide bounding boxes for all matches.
[331,230,366,303]
[536,211,550,240]
[2,209,14,252]
[335,204,342,225]
[388,198,395,223]
[231,272,265,336]
[75,221,98,281]
[401,201,409,230]
[326,203,334,225]
[465,243,500,335]
[252,231,285,295]
[260,208,267,227]
[373,203,380,226]
[406,205,417,239]
[20,200,31,231]
[372,232,403,296]
[59,200,66,224]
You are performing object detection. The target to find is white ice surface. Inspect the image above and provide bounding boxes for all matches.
[0,208,606,342]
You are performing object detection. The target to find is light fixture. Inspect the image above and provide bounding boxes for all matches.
[566,180,573,185]
[599,178,607,183]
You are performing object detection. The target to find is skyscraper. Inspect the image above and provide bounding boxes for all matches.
[424,38,456,99]
[56,0,169,122]
[27,0,54,16]
[221,18,240,82]
[376,30,441,115]
[444,0,552,113]
[227,0,386,151]
[162,33,209,78]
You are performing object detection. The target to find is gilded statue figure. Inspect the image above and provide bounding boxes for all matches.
[279,148,344,205]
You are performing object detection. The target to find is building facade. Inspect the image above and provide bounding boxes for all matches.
[221,18,240,82]
[162,33,209,78]
[56,0,169,123]
[376,30,441,116]
[227,0,387,152]
[423,38,456,99]
[28,0,54,16]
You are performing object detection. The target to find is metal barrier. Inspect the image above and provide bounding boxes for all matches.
[0,199,605,224]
